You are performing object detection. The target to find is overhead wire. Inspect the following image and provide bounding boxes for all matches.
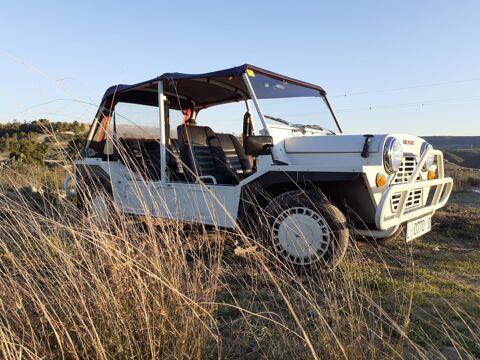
[334,95,480,113]
[330,77,480,98]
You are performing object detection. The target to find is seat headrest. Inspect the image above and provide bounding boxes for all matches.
[178,124,216,146]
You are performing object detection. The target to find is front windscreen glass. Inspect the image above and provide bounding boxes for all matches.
[249,72,320,99]
[248,72,337,133]
[114,102,160,139]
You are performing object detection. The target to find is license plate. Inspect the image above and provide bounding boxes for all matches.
[406,215,431,242]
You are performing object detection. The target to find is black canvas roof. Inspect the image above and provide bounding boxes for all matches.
[100,64,326,110]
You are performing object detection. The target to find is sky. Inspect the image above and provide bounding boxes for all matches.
[0,0,479,136]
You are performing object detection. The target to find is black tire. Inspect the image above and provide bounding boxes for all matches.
[76,178,115,226]
[256,190,349,272]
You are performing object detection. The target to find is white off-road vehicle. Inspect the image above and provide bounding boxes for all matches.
[68,65,453,270]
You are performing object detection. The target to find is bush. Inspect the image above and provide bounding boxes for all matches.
[447,169,480,192]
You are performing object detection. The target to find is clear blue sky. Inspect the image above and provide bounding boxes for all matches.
[1,0,479,135]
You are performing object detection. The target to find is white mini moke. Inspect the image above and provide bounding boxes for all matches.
[68,64,453,271]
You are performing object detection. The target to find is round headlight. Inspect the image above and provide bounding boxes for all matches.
[420,142,435,170]
[383,137,404,174]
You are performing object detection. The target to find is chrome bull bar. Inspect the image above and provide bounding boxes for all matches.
[376,149,453,230]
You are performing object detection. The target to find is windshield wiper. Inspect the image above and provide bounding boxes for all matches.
[264,115,307,133]
[264,115,291,126]
[304,124,336,135]
[264,115,336,135]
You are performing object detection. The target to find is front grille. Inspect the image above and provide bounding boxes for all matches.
[391,189,423,211]
[391,155,423,212]
[393,155,417,183]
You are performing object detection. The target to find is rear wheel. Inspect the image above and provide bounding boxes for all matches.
[257,190,349,272]
[88,190,112,226]
[76,180,115,227]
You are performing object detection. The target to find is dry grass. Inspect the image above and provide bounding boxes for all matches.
[0,146,478,359]
[445,164,480,192]
[0,187,223,359]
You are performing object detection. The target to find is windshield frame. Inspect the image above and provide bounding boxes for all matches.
[242,71,342,135]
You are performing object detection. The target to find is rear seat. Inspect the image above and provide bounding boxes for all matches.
[119,132,252,183]
[118,138,161,180]
[216,133,252,175]
[119,137,185,180]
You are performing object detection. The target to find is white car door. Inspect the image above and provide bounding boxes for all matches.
[109,161,154,216]
[150,182,241,229]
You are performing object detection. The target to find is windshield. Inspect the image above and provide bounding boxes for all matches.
[257,97,337,134]
[248,72,338,133]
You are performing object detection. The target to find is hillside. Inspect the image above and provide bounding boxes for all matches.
[443,148,480,169]
[423,136,480,149]
[0,119,87,165]
[423,136,480,169]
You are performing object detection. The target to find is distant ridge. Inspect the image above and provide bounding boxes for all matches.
[423,136,480,169]
[423,136,480,149]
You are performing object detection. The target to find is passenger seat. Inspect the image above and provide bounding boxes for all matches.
[177,124,237,184]
[216,133,252,175]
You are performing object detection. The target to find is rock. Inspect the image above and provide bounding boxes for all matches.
[234,246,258,257]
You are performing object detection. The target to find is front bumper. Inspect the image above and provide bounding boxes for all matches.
[375,149,453,231]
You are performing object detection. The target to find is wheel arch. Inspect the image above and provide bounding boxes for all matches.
[75,163,113,210]
[75,164,111,187]
[238,171,377,230]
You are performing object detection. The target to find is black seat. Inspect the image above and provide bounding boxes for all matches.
[177,124,236,184]
[216,133,252,175]
[118,138,161,180]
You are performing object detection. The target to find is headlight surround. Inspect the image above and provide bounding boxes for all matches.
[420,142,435,170]
[383,137,404,174]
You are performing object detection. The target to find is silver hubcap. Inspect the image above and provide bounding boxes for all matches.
[271,207,332,266]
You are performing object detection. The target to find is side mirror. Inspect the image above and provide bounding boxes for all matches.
[245,135,273,156]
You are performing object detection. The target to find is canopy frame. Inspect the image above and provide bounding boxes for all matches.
[99,64,327,110]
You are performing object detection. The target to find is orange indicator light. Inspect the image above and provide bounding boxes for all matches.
[376,173,387,187]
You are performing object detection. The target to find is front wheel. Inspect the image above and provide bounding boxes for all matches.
[257,190,349,272]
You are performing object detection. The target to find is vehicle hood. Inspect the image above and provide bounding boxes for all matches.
[283,134,426,154]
